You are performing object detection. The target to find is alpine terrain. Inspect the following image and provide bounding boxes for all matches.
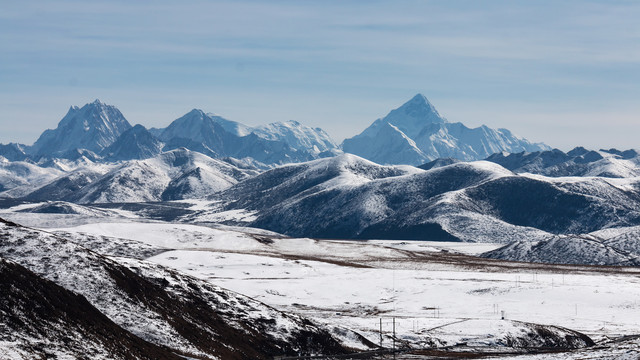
[342,94,550,165]
[29,99,133,158]
[0,97,639,359]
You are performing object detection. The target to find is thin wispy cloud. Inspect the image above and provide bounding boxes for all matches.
[0,0,638,149]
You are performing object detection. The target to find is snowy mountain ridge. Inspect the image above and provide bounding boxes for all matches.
[156,108,338,165]
[485,147,640,178]
[0,99,341,167]
[0,96,553,167]
[210,115,339,155]
[46,148,258,203]
[342,94,550,165]
[192,154,640,244]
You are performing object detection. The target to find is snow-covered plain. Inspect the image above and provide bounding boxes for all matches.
[53,220,640,358]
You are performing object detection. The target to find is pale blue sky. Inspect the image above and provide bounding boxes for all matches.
[1,0,639,150]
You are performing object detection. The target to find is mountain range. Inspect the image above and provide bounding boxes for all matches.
[0,95,549,167]
[2,96,640,358]
[485,147,640,178]
[2,99,340,167]
[202,154,640,242]
[4,149,640,267]
[22,148,258,203]
[1,96,639,268]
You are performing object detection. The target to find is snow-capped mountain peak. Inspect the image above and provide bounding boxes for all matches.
[354,94,447,142]
[158,109,224,145]
[29,100,132,157]
[342,94,549,165]
[396,93,444,123]
[252,120,339,154]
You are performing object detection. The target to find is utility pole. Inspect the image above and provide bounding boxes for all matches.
[393,317,396,359]
[379,318,382,348]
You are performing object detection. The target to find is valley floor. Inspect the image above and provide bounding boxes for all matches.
[45,219,640,359]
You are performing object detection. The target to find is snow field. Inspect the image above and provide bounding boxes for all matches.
[149,250,640,341]
[55,221,640,352]
[0,210,625,360]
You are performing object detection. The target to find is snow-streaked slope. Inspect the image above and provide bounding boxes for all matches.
[158,109,226,156]
[22,166,112,202]
[158,109,324,165]
[101,124,165,161]
[342,94,549,165]
[207,114,339,155]
[418,157,462,170]
[480,221,640,266]
[0,218,358,358]
[495,337,640,360]
[66,148,257,203]
[344,122,429,165]
[34,153,101,171]
[209,155,526,241]
[203,154,640,242]
[599,226,640,257]
[15,201,117,218]
[0,220,200,356]
[463,175,640,234]
[422,319,593,349]
[0,200,141,229]
[486,147,640,178]
[214,153,423,214]
[252,120,339,154]
[29,99,132,156]
[0,143,29,162]
[206,113,253,136]
[53,228,170,260]
[481,235,640,266]
[0,160,64,197]
[0,257,184,360]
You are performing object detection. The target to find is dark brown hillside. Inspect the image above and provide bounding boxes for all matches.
[0,257,183,359]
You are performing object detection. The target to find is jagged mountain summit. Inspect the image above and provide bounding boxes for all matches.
[342,94,550,165]
[2,99,341,166]
[29,99,132,157]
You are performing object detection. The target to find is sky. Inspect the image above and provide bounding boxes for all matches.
[1,0,639,150]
